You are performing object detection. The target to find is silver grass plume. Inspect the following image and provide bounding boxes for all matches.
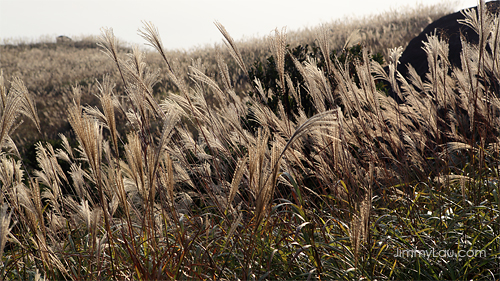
[0,203,15,261]
[96,76,120,155]
[0,74,40,152]
[98,27,128,87]
[214,21,249,75]
[0,156,24,194]
[342,29,362,51]
[226,158,245,213]
[270,27,287,94]
[139,21,175,75]
[422,33,453,107]
[316,25,333,75]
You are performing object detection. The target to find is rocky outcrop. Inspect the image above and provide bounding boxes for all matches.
[56,35,73,44]
[397,1,500,79]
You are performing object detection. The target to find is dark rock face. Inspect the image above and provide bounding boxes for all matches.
[397,1,500,79]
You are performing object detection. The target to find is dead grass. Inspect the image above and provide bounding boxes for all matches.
[0,2,452,148]
[2,1,500,280]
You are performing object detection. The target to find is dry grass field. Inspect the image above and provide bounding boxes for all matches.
[1,1,500,280]
[0,2,451,148]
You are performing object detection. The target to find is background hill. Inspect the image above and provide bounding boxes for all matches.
[0,2,453,149]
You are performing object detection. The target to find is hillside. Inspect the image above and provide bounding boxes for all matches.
[0,2,453,148]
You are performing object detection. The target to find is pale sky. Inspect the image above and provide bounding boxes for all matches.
[0,0,481,50]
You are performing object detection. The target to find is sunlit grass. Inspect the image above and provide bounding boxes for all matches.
[1,1,500,280]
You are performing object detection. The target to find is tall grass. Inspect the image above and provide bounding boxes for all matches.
[0,2,454,149]
[1,0,500,279]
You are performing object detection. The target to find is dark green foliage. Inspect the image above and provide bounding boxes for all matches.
[248,43,386,123]
[332,44,389,95]
[248,44,317,120]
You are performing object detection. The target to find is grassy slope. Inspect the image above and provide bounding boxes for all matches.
[0,2,453,147]
[4,2,500,280]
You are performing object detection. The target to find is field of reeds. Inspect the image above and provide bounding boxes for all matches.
[1,1,500,280]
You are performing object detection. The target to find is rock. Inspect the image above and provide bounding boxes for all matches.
[56,35,73,44]
[397,1,500,79]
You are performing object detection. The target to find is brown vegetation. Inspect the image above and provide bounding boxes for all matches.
[0,2,454,148]
[2,1,499,280]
